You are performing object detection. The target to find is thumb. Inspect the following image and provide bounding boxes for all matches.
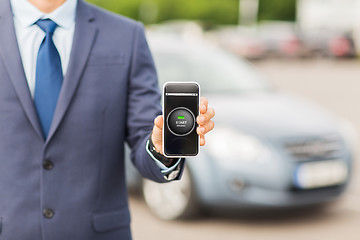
[154,115,163,130]
[151,115,163,154]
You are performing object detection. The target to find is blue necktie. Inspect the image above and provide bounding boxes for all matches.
[34,19,63,138]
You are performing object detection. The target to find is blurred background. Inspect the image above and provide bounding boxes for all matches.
[88,0,360,239]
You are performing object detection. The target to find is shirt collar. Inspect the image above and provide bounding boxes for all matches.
[10,0,77,29]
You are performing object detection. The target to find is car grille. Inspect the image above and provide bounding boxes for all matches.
[284,135,343,160]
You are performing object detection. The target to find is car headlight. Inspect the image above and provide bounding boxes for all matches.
[205,126,272,165]
[338,118,358,157]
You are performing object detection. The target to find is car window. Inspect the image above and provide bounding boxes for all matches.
[153,48,270,94]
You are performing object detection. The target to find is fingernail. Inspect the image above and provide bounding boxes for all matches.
[199,116,205,122]
[201,128,205,133]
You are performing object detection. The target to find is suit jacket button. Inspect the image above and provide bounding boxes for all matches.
[43,160,54,170]
[43,208,54,219]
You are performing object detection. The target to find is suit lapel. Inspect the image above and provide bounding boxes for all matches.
[0,0,43,140]
[46,0,97,144]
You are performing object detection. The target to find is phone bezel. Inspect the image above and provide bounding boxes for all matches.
[162,82,200,158]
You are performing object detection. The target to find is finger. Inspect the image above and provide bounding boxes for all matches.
[200,135,205,146]
[197,107,215,125]
[200,97,208,114]
[200,104,207,114]
[197,120,215,135]
[200,97,208,108]
[153,115,163,130]
[197,126,205,135]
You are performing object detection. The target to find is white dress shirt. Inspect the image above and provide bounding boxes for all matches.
[10,0,181,179]
[10,0,77,97]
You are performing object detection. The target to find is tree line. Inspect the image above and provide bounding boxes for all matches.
[87,0,296,25]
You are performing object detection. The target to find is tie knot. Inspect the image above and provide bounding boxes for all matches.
[36,19,58,35]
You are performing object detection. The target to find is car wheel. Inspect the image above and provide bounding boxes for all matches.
[142,166,199,220]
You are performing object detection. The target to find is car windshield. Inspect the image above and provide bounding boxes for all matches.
[152,47,270,94]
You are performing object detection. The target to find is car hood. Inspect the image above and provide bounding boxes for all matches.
[208,91,340,140]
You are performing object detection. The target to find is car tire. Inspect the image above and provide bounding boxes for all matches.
[142,166,199,220]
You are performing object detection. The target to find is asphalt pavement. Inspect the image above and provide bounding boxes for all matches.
[129,59,360,240]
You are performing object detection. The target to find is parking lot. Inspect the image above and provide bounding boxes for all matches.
[129,59,360,240]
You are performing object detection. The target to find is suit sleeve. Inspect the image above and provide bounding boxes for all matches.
[125,23,184,183]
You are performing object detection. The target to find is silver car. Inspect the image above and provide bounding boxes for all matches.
[126,35,356,220]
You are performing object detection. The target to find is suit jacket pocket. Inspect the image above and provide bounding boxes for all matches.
[87,53,125,66]
[92,208,130,233]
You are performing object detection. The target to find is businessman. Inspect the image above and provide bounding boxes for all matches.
[0,0,215,239]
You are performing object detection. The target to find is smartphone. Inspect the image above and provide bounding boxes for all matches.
[163,82,200,158]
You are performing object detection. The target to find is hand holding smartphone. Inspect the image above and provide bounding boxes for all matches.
[163,82,200,157]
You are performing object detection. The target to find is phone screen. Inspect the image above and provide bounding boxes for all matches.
[163,82,200,157]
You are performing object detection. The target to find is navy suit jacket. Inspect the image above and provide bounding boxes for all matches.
[0,0,182,239]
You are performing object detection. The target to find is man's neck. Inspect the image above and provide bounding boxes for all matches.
[27,0,67,13]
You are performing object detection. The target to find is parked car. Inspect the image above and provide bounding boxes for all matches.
[148,20,205,43]
[125,34,356,220]
[208,26,266,60]
[297,0,360,57]
[257,21,308,58]
[302,30,356,58]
